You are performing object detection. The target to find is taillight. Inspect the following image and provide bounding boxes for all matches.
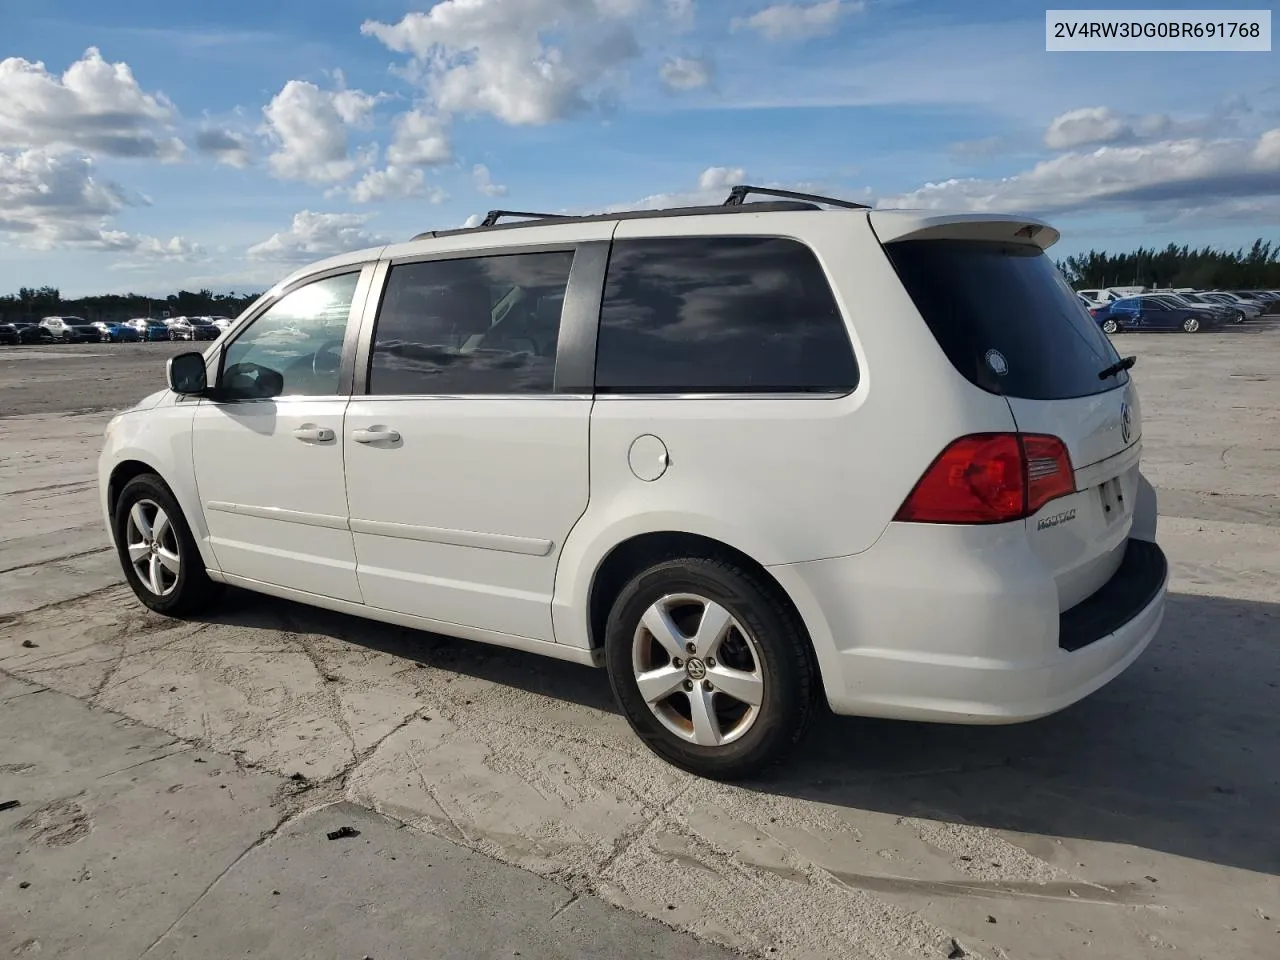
[894,433,1075,524]
[1089,308,1100,318]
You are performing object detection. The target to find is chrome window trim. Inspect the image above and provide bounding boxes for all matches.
[593,391,854,401]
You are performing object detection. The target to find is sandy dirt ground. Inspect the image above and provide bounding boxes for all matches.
[1,330,1278,960]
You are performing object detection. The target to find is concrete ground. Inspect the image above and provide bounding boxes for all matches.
[1,332,1278,960]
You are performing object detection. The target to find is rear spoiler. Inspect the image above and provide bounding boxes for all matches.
[869,211,1060,250]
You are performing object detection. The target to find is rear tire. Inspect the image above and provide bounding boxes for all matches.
[604,556,818,780]
[113,473,220,616]
[1101,318,1120,334]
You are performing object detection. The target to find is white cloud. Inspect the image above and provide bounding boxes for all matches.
[660,56,714,91]
[345,165,449,204]
[1044,105,1238,150]
[697,166,746,191]
[0,47,184,161]
[880,129,1280,220]
[262,80,378,184]
[472,164,508,197]
[110,236,208,269]
[386,109,452,166]
[246,210,389,262]
[362,0,643,126]
[731,0,861,42]
[0,148,201,255]
[605,166,749,212]
[195,127,252,167]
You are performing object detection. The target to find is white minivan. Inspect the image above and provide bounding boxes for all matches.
[99,186,1167,779]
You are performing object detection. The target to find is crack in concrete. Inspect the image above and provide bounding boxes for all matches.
[0,584,125,626]
[94,745,192,780]
[290,631,359,766]
[546,892,580,922]
[2,479,97,498]
[0,547,111,576]
[403,735,468,844]
[135,806,297,959]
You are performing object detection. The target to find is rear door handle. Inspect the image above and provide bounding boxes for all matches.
[351,428,401,444]
[293,425,335,443]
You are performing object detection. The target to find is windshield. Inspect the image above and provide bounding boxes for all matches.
[885,239,1125,401]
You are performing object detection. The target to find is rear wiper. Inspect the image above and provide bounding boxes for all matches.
[1098,355,1137,381]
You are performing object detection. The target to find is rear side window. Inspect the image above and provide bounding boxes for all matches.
[368,251,573,396]
[885,240,1124,400]
[595,237,857,393]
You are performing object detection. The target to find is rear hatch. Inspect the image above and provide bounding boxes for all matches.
[878,223,1141,612]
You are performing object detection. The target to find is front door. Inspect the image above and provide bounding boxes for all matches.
[343,247,594,642]
[192,269,370,602]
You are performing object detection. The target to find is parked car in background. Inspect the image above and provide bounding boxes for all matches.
[168,316,220,341]
[41,317,101,342]
[91,321,142,343]
[0,323,19,345]
[1227,291,1280,314]
[125,318,172,341]
[1202,293,1263,319]
[1175,292,1244,322]
[39,316,99,342]
[7,323,56,344]
[1093,296,1221,333]
[209,316,236,333]
[1143,294,1242,325]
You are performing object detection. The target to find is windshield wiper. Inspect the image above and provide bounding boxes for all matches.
[1098,355,1137,381]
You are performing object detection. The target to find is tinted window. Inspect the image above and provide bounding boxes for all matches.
[369,252,574,396]
[221,272,359,398]
[595,237,857,393]
[885,240,1124,401]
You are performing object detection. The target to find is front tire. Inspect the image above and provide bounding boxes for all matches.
[113,474,220,616]
[604,557,818,780]
[1183,316,1201,333]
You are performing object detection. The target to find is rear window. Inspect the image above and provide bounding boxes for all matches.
[885,240,1125,400]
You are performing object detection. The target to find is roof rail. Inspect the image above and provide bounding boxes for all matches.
[480,209,571,227]
[723,184,870,210]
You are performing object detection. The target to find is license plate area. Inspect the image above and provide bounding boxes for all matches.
[1097,476,1125,525]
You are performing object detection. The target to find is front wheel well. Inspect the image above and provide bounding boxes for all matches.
[587,532,814,659]
[107,460,160,520]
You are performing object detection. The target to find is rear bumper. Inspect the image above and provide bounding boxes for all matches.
[770,525,1168,725]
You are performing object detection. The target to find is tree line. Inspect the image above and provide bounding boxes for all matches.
[0,286,263,325]
[1058,239,1280,291]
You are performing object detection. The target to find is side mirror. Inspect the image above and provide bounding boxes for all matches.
[167,352,208,395]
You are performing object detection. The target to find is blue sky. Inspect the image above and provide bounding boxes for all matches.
[1,0,1277,296]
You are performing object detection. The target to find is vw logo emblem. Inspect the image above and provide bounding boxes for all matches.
[1120,403,1132,445]
[685,658,707,681]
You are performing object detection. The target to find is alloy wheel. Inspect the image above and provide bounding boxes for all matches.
[124,499,181,596]
[631,593,766,747]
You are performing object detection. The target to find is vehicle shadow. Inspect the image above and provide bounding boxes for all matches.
[753,591,1280,879]
[198,589,1279,877]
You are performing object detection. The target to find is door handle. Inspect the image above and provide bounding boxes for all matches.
[293,425,335,443]
[351,427,401,444]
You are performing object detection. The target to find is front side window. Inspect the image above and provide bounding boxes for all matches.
[220,272,360,399]
[595,236,857,393]
[368,251,574,396]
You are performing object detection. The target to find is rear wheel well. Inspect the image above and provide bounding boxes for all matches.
[587,532,814,660]
[107,460,160,520]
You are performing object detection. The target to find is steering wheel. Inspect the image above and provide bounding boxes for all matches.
[311,339,345,378]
